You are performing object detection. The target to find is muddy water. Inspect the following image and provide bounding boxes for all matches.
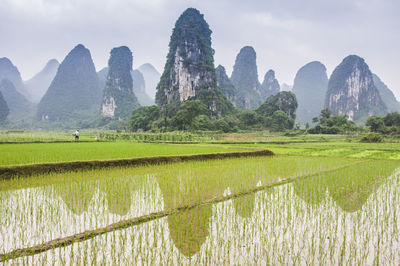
[1,157,399,264]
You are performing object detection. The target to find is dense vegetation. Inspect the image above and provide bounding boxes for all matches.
[366,112,400,134]
[308,108,362,134]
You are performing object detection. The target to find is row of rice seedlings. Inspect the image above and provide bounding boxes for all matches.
[0,156,353,254]
[4,160,398,264]
[0,142,250,166]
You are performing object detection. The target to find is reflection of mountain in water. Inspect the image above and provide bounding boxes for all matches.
[293,160,399,212]
[6,157,397,259]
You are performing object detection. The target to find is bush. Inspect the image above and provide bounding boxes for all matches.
[360,133,383,143]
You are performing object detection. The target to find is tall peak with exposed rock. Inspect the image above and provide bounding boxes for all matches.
[325,55,387,122]
[101,46,140,118]
[155,8,233,116]
[230,46,262,109]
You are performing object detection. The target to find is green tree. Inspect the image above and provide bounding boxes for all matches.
[129,105,160,131]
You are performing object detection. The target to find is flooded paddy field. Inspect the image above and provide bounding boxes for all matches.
[1,155,399,264]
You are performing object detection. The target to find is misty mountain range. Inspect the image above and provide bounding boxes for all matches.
[0,7,399,125]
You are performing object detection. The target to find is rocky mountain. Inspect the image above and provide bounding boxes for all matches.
[230,46,262,109]
[215,65,236,104]
[138,63,160,99]
[372,74,400,113]
[25,59,59,103]
[0,57,30,100]
[325,55,387,122]
[292,61,328,123]
[261,70,280,99]
[0,90,9,121]
[37,44,101,121]
[101,46,140,118]
[0,79,32,118]
[155,8,233,116]
[132,69,154,106]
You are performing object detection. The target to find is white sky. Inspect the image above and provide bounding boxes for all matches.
[1,0,399,99]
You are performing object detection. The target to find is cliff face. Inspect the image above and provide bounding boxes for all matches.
[230,46,262,109]
[25,59,59,103]
[325,55,387,121]
[215,65,236,104]
[261,70,280,99]
[101,46,140,118]
[292,61,328,123]
[155,8,233,116]
[372,74,400,113]
[37,44,101,121]
[0,57,30,100]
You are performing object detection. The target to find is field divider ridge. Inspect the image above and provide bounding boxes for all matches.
[0,160,364,262]
[0,149,273,179]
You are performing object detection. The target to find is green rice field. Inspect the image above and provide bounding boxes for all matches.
[0,142,251,166]
[0,135,399,264]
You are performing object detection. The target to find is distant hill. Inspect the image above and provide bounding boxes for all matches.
[132,69,154,106]
[325,55,387,122]
[25,59,59,103]
[292,61,328,123]
[37,44,101,121]
[216,65,237,104]
[281,83,292,91]
[372,74,400,113]
[0,57,30,100]
[230,46,262,109]
[260,70,280,99]
[138,63,160,100]
[97,67,108,92]
[0,79,33,119]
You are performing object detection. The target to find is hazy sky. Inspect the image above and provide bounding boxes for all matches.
[1,0,399,98]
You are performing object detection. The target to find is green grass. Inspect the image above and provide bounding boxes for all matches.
[0,142,252,166]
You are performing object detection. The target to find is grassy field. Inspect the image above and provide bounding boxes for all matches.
[0,142,253,166]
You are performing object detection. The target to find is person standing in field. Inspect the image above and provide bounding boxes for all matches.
[74,129,79,141]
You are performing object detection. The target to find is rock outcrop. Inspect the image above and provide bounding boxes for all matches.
[101,46,140,118]
[0,57,30,100]
[0,90,9,121]
[215,65,236,104]
[372,74,400,113]
[155,8,233,116]
[261,70,280,99]
[325,55,387,122]
[230,46,262,109]
[292,61,328,123]
[25,59,59,103]
[138,63,160,100]
[37,44,101,121]
[132,69,154,106]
